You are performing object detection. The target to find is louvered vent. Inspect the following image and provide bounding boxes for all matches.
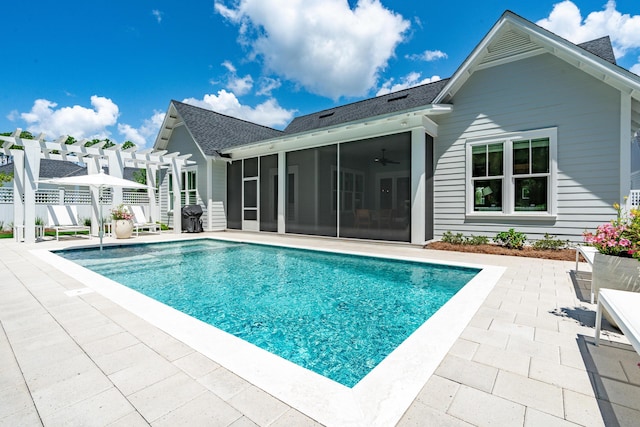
[480,29,540,65]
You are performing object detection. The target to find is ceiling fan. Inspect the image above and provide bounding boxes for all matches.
[374,149,399,166]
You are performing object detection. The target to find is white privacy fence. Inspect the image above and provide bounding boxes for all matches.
[0,187,157,230]
[627,190,640,210]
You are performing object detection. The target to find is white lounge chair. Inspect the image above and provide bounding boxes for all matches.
[595,288,640,356]
[128,205,159,236]
[46,205,91,241]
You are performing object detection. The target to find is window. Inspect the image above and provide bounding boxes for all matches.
[168,169,197,210]
[466,128,556,216]
[331,167,365,213]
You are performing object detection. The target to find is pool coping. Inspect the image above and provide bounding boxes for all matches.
[32,235,505,427]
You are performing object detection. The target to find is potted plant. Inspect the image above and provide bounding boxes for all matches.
[583,202,640,306]
[111,204,134,239]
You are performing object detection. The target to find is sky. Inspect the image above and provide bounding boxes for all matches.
[1,0,639,149]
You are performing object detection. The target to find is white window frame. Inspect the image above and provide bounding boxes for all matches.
[168,168,198,210]
[465,127,557,218]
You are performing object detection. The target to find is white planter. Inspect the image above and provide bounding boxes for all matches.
[592,252,640,325]
[113,220,133,239]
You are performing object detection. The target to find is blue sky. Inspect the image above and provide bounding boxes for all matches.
[2,1,639,148]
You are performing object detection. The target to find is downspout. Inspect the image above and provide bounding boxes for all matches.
[621,93,632,203]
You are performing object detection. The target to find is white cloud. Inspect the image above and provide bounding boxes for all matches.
[222,60,236,73]
[118,111,166,148]
[214,0,410,99]
[376,72,441,96]
[7,110,19,122]
[152,9,163,23]
[20,96,119,140]
[220,60,254,95]
[182,90,294,128]
[256,77,281,96]
[228,74,254,96]
[537,0,640,59]
[631,60,640,75]
[407,49,448,62]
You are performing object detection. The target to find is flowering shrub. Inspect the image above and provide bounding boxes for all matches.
[583,202,640,260]
[111,204,133,221]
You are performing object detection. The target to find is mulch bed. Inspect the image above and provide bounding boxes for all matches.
[425,241,578,261]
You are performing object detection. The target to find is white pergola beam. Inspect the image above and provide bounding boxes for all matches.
[7,129,195,243]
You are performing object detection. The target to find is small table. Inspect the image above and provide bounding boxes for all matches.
[13,225,44,242]
[102,222,112,237]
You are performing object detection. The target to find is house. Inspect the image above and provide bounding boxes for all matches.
[154,10,640,245]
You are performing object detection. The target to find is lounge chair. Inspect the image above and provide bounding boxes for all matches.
[46,205,91,241]
[128,205,159,236]
[595,288,640,356]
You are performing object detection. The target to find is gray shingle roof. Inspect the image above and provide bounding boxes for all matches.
[578,36,616,64]
[172,101,284,155]
[0,159,140,181]
[0,159,85,178]
[283,78,450,135]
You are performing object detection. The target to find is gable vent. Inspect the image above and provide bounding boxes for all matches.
[480,29,540,65]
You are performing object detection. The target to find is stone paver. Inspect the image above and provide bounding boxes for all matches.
[446,385,526,426]
[152,392,242,427]
[1,232,640,426]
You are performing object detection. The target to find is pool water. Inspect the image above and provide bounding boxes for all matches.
[57,239,479,387]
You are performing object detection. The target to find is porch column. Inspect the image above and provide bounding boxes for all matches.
[411,128,426,245]
[277,151,286,234]
[23,138,41,244]
[170,158,182,233]
[11,149,25,239]
[146,165,159,224]
[87,158,101,237]
[620,93,632,203]
[206,158,213,231]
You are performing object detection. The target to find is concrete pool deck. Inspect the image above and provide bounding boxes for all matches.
[1,231,639,426]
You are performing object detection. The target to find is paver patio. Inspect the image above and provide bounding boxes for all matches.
[1,232,639,426]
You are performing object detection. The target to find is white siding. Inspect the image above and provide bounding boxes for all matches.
[159,126,209,230]
[433,53,622,243]
[209,160,227,230]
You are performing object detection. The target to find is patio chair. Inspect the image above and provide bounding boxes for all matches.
[128,205,160,236]
[46,205,91,241]
[354,209,371,228]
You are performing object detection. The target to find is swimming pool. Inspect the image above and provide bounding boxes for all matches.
[35,235,505,426]
[57,239,479,387]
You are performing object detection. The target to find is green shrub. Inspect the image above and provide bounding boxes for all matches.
[467,234,490,245]
[441,231,489,245]
[494,228,527,249]
[441,231,466,245]
[532,233,569,250]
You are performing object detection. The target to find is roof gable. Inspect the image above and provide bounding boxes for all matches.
[434,11,640,104]
[156,101,283,156]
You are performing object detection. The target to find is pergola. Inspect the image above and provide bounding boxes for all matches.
[0,129,194,243]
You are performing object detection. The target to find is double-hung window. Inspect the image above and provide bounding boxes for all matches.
[168,169,197,210]
[466,128,556,216]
